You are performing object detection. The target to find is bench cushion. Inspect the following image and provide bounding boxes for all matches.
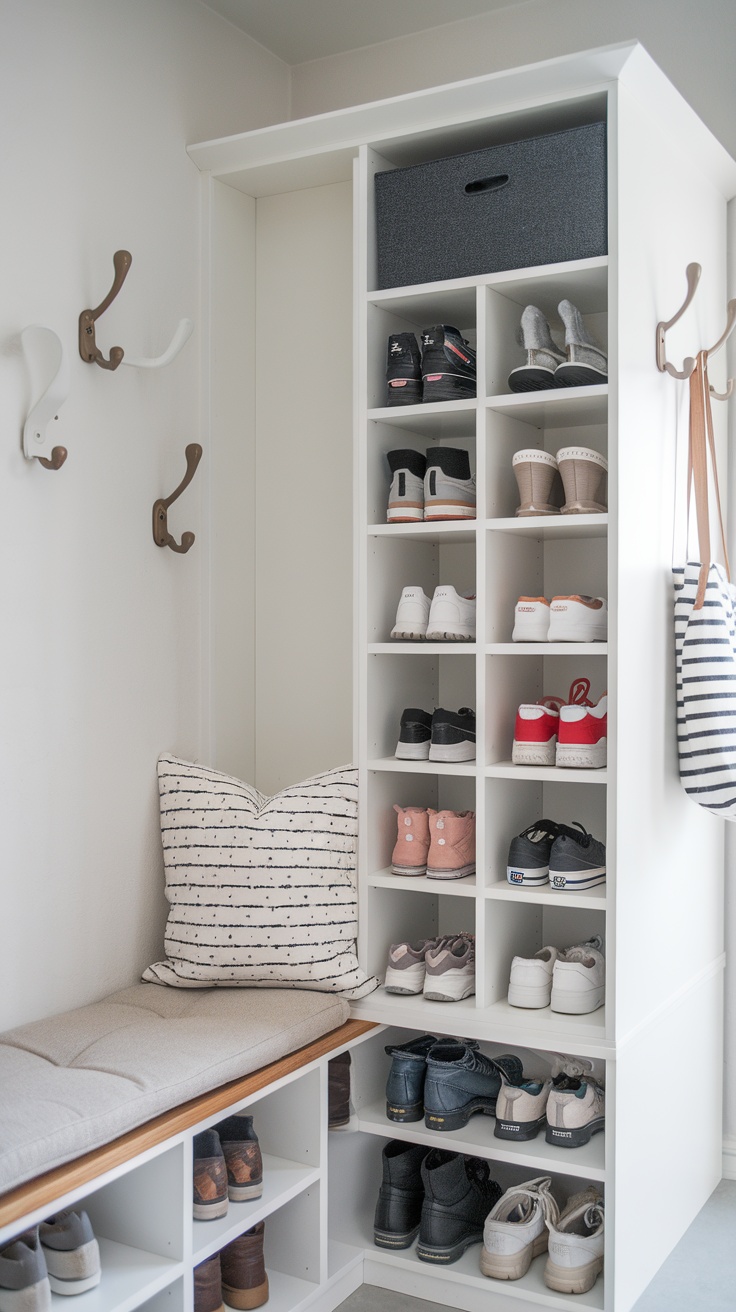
[0,983,349,1193]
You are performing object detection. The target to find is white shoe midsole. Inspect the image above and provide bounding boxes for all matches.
[507,980,551,1008]
[385,963,424,993]
[424,969,475,1001]
[428,741,475,762]
[395,740,430,760]
[512,738,556,766]
[550,985,605,1014]
[556,740,607,768]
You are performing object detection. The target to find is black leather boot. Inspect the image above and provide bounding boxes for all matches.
[373,1140,428,1249]
[417,1149,501,1263]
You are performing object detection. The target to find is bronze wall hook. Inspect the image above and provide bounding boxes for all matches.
[153,444,203,553]
[79,250,132,369]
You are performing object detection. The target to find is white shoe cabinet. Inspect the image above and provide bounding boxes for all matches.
[189,41,736,1312]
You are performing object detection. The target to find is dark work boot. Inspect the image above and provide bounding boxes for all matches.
[373,1140,428,1249]
[328,1051,352,1128]
[384,1034,438,1122]
[417,1150,502,1264]
[421,325,476,402]
[386,332,422,406]
[193,1129,228,1220]
[424,1044,524,1131]
[215,1114,263,1201]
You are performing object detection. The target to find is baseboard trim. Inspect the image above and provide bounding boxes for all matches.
[722,1137,736,1180]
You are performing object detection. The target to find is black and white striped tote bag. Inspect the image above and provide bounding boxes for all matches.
[673,350,736,817]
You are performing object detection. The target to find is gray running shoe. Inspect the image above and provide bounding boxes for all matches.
[507,819,580,887]
[384,938,449,995]
[0,1230,51,1312]
[39,1211,101,1296]
[423,934,475,1003]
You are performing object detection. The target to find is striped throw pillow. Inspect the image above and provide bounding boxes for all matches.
[144,756,377,998]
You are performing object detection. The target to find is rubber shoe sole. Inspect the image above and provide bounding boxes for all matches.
[494,1114,547,1141]
[544,1255,604,1294]
[424,1099,496,1132]
[512,739,556,767]
[373,1224,420,1250]
[480,1229,548,1280]
[385,1099,423,1123]
[416,1229,483,1264]
[556,740,607,768]
[545,1116,605,1148]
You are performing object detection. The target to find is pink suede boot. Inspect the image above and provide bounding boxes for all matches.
[427,810,476,879]
[391,805,430,876]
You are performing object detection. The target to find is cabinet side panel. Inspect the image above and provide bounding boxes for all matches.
[210,180,257,783]
[614,85,727,1041]
[254,182,354,793]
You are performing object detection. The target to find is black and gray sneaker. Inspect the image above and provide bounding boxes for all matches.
[507,819,581,887]
[386,332,422,406]
[395,707,433,760]
[421,325,476,403]
[549,822,606,891]
[417,1151,502,1264]
[429,707,475,762]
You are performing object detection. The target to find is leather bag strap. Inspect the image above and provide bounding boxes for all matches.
[688,350,730,609]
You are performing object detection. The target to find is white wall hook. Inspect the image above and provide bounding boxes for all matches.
[121,317,194,369]
[21,325,69,469]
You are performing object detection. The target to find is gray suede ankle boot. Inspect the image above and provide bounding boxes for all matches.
[508,306,565,392]
[554,300,608,387]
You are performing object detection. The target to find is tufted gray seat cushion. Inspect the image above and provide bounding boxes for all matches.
[0,983,349,1193]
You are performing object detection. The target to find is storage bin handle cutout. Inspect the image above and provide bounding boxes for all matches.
[465,173,510,195]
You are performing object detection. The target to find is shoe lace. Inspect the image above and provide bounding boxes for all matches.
[536,678,592,714]
[519,818,561,842]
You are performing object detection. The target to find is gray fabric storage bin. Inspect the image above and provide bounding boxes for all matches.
[374,122,607,289]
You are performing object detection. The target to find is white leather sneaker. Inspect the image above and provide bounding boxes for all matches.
[507,946,558,1008]
[551,937,605,1014]
[390,586,431,640]
[547,595,607,642]
[544,1188,604,1295]
[425,585,476,641]
[512,596,551,642]
[480,1177,559,1281]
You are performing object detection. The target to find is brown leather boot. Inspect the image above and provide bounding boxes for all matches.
[215,1115,263,1201]
[221,1223,269,1310]
[194,1252,224,1312]
[328,1051,351,1128]
[193,1131,228,1220]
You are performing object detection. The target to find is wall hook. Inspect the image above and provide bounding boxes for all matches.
[21,325,69,469]
[79,249,132,369]
[153,444,202,553]
[705,299,736,400]
[79,250,193,371]
[656,262,701,379]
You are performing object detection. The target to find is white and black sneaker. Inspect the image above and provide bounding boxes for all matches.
[548,824,606,891]
[396,708,433,760]
[429,708,476,762]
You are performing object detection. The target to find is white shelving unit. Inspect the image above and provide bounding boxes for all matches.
[1,40,723,1312]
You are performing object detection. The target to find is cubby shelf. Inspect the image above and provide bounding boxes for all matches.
[66,1240,181,1312]
[367,400,476,437]
[486,643,608,656]
[486,385,608,427]
[192,1157,321,1263]
[485,880,607,910]
[352,990,608,1049]
[369,642,478,654]
[367,523,477,544]
[355,1100,606,1182]
[486,763,608,784]
[367,868,477,896]
[485,515,608,539]
[367,758,478,776]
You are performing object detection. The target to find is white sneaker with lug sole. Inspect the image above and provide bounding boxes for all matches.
[391,586,431,640]
[547,595,607,642]
[544,1188,604,1295]
[425,585,476,641]
[481,1177,559,1282]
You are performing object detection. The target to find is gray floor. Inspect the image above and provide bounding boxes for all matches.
[336,1179,736,1312]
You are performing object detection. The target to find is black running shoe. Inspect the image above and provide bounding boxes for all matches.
[506,819,581,888]
[549,822,606,891]
[386,333,422,406]
[421,325,476,403]
[428,707,475,763]
[395,707,432,760]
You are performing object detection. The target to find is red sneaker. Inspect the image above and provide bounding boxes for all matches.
[512,679,591,767]
[557,692,607,769]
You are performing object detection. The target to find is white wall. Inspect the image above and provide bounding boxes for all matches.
[0,0,289,1029]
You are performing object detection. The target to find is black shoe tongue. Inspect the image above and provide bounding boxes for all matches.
[496,1055,525,1085]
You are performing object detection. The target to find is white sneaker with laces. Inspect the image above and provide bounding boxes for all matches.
[544,1188,604,1295]
[423,934,475,1001]
[390,586,431,640]
[512,596,551,642]
[546,1077,605,1148]
[480,1177,559,1281]
[425,585,476,641]
[547,595,607,642]
[508,946,559,1009]
[551,936,605,1014]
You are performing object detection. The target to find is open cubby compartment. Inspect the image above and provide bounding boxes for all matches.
[366,652,476,761]
[366,533,476,646]
[329,1130,605,1310]
[364,766,477,890]
[485,775,608,901]
[191,1069,322,1262]
[366,417,477,529]
[69,1143,185,1312]
[365,288,478,413]
[483,652,607,768]
[485,403,608,528]
[481,260,608,400]
[364,883,479,986]
[139,1280,184,1312]
[348,1024,606,1182]
[485,520,608,646]
[259,1186,322,1309]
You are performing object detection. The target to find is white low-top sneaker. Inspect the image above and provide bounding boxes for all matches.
[425,585,476,641]
[508,946,558,1009]
[551,937,605,1014]
[512,596,551,642]
[480,1177,560,1281]
[390,586,431,640]
[547,595,607,642]
[544,1188,604,1295]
